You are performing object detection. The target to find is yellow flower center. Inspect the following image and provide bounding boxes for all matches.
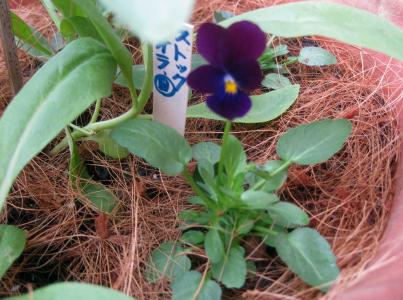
[225,79,238,94]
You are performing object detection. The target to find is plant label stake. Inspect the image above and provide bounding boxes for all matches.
[152,24,194,135]
[0,0,22,95]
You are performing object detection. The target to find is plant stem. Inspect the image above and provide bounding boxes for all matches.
[50,44,154,156]
[89,99,102,124]
[68,123,94,135]
[217,121,232,177]
[182,167,217,211]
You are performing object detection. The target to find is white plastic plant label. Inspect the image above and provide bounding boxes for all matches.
[152,24,194,135]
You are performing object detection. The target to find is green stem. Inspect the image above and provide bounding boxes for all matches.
[217,121,232,177]
[252,160,292,190]
[50,44,154,156]
[89,99,102,124]
[69,123,94,135]
[182,167,217,211]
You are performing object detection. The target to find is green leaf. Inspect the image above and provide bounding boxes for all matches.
[61,16,103,42]
[171,271,222,300]
[81,182,119,214]
[237,217,255,235]
[40,0,62,29]
[211,245,247,288]
[181,230,205,245]
[52,0,84,18]
[241,191,279,210]
[187,85,300,123]
[0,225,26,278]
[0,38,117,211]
[192,53,207,70]
[11,11,53,57]
[267,202,309,228]
[111,120,192,176]
[275,228,339,291]
[4,282,134,300]
[276,119,352,165]
[144,242,191,283]
[204,229,225,264]
[87,130,129,159]
[299,47,337,66]
[262,73,291,90]
[214,10,235,23]
[179,210,210,225]
[71,0,135,93]
[192,142,221,165]
[99,0,195,43]
[221,135,247,179]
[221,2,403,61]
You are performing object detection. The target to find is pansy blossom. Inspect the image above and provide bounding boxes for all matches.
[187,21,266,120]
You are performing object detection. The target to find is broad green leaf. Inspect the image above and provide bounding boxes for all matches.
[61,16,103,42]
[262,73,291,90]
[275,228,339,291]
[187,85,300,123]
[276,119,352,165]
[214,10,235,23]
[71,0,135,93]
[11,11,53,57]
[0,225,26,278]
[221,2,403,61]
[110,120,192,175]
[171,271,222,300]
[144,242,191,283]
[237,217,255,235]
[99,0,195,43]
[0,38,117,211]
[181,230,205,245]
[211,245,247,288]
[261,225,287,247]
[299,47,337,66]
[267,202,309,228]
[204,229,224,264]
[4,282,134,300]
[67,129,119,214]
[52,0,84,18]
[241,191,279,210]
[87,130,129,159]
[192,142,221,165]
[222,135,247,179]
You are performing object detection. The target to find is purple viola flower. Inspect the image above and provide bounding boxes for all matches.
[187,21,266,120]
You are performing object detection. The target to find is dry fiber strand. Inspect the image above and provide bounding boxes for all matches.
[0,1,401,300]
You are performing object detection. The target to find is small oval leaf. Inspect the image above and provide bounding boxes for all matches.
[267,202,309,228]
[0,225,26,278]
[275,228,339,291]
[144,241,191,283]
[276,119,352,165]
[241,191,279,210]
[262,73,291,90]
[111,120,192,176]
[171,271,222,300]
[298,47,337,66]
[204,229,225,264]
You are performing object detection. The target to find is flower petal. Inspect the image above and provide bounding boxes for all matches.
[196,23,229,67]
[227,21,266,63]
[229,60,262,91]
[206,90,252,120]
[187,65,225,93]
